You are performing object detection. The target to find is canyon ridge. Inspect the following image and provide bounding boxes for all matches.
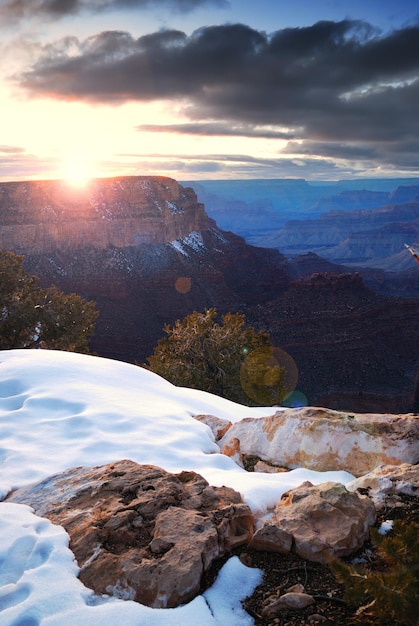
[1,175,418,412]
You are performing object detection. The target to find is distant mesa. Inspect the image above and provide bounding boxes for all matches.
[0,176,209,253]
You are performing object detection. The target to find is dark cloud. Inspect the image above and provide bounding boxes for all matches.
[14,19,419,172]
[0,0,228,21]
[137,123,297,139]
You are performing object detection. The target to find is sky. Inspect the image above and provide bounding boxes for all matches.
[0,348,354,625]
[1,0,419,183]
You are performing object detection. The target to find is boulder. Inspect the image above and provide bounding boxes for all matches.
[262,592,315,616]
[252,481,376,564]
[7,460,254,608]
[217,407,419,476]
[194,414,232,440]
[346,462,419,508]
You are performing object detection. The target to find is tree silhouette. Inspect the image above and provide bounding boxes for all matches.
[0,251,97,353]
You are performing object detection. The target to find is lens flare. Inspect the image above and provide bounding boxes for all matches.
[282,390,308,408]
[240,346,298,405]
[175,277,192,294]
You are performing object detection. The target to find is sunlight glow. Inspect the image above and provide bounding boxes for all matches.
[61,158,94,187]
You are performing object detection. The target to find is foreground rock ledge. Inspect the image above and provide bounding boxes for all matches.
[250,481,376,563]
[7,460,253,608]
[199,407,419,476]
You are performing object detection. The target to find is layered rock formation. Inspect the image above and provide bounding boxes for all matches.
[246,272,419,412]
[0,176,209,251]
[1,175,418,411]
[260,200,419,269]
[0,176,289,363]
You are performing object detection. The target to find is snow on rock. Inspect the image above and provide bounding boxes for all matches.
[0,349,355,625]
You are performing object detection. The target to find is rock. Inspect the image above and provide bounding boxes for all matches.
[1,176,289,365]
[7,460,254,608]
[307,614,330,624]
[0,177,210,251]
[262,592,315,616]
[286,583,306,594]
[245,271,419,413]
[255,481,376,564]
[277,592,315,609]
[217,407,419,476]
[253,460,289,473]
[249,523,293,554]
[346,462,419,508]
[220,436,244,468]
[194,414,232,440]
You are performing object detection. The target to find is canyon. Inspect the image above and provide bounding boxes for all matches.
[188,179,419,296]
[0,175,418,412]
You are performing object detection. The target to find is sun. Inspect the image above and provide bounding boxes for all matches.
[60,158,94,187]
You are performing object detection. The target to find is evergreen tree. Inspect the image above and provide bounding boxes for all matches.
[0,251,97,353]
[330,520,419,625]
[146,308,286,405]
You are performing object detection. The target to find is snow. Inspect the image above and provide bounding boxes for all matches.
[0,349,355,625]
[378,519,394,535]
[170,231,206,256]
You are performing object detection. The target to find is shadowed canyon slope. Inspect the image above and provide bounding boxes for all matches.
[1,175,418,412]
[0,176,289,362]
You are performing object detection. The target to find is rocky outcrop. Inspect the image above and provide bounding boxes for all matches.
[250,481,376,564]
[7,460,254,608]
[0,176,210,252]
[213,407,419,476]
[347,463,419,508]
[2,175,418,411]
[6,460,383,604]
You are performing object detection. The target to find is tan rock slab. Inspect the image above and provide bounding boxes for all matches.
[217,407,419,476]
[7,460,254,608]
[255,481,376,564]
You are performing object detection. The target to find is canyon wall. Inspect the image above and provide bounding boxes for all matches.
[1,175,418,412]
[0,176,289,364]
[0,176,209,252]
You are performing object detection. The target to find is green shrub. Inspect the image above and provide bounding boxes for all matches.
[330,520,419,625]
[145,308,286,405]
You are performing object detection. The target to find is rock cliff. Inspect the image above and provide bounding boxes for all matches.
[0,176,289,363]
[260,200,419,271]
[0,176,209,252]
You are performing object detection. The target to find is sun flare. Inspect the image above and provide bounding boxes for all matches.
[61,158,94,187]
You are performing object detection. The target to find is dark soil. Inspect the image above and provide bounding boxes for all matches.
[203,493,418,626]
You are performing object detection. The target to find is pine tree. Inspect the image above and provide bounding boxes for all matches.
[330,520,419,625]
[0,251,97,353]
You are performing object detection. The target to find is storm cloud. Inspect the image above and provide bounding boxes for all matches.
[13,18,419,173]
[0,0,228,20]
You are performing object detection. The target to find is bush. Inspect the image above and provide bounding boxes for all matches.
[145,308,287,405]
[330,520,419,625]
[0,251,98,353]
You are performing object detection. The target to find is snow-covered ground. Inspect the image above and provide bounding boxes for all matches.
[0,350,354,625]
